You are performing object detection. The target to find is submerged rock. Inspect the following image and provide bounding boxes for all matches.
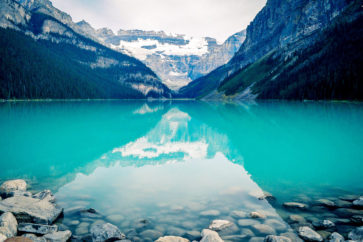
[0,180,27,198]
[348,226,363,241]
[0,212,18,238]
[18,223,58,235]
[8,191,32,198]
[251,224,275,235]
[250,212,266,219]
[328,232,345,242]
[238,219,260,227]
[200,229,223,242]
[90,223,125,242]
[315,199,336,208]
[222,234,249,241]
[298,226,323,241]
[258,192,275,201]
[208,220,233,231]
[353,197,363,207]
[264,219,286,231]
[43,230,72,242]
[339,195,358,202]
[155,236,189,242]
[230,210,247,219]
[288,215,306,224]
[183,231,201,241]
[0,233,6,242]
[33,190,56,203]
[312,220,335,229]
[351,215,363,225]
[22,233,47,242]
[139,229,162,240]
[0,196,63,224]
[264,235,292,242]
[200,210,220,217]
[283,202,308,210]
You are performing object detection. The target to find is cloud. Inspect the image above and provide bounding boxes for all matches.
[52,0,266,42]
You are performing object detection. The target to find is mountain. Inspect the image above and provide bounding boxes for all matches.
[0,0,172,99]
[75,23,246,91]
[179,0,362,100]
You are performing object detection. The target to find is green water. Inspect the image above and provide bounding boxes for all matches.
[0,100,362,240]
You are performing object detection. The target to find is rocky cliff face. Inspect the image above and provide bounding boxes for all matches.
[77,24,246,91]
[179,0,350,98]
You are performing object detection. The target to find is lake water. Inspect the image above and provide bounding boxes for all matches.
[0,100,362,241]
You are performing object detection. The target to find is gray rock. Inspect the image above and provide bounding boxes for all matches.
[44,230,72,242]
[328,232,345,242]
[200,210,220,217]
[90,223,125,242]
[249,237,265,242]
[258,192,275,201]
[250,212,266,219]
[0,180,27,197]
[75,222,89,235]
[283,202,308,210]
[335,208,363,217]
[353,197,363,207]
[22,233,47,242]
[139,229,162,240]
[200,229,223,242]
[105,215,124,224]
[0,212,18,238]
[18,223,58,235]
[335,200,353,208]
[351,215,363,225]
[221,235,249,241]
[312,220,335,229]
[155,236,189,242]
[183,231,201,241]
[315,199,336,208]
[348,226,363,241]
[33,190,56,203]
[288,215,306,224]
[0,196,63,224]
[279,232,303,242]
[166,227,185,237]
[238,219,260,227]
[230,210,247,219]
[298,226,323,241]
[0,233,6,242]
[252,224,275,235]
[241,228,255,237]
[264,235,292,242]
[8,191,32,198]
[339,195,359,202]
[208,220,233,231]
[264,219,286,231]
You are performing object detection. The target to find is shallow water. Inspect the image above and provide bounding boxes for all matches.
[0,100,362,240]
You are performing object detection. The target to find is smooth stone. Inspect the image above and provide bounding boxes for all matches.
[351,215,363,225]
[317,230,331,240]
[200,229,223,242]
[335,200,353,208]
[200,210,220,217]
[8,191,32,198]
[139,230,162,240]
[4,237,32,242]
[264,219,286,231]
[90,223,125,242]
[241,228,255,237]
[221,235,248,241]
[328,232,345,242]
[288,215,306,224]
[250,212,266,219]
[0,180,27,197]
[0,212,18,238]
[106,215,124,224]
[22,233,46,242]
[353,197,363,207]
[315,199,336,208]
[183,231,201,241]
[181,221,197,230]
[18,223,58,235]
[339,195,359,202]
[32,190,55,203]
[258,192,275,201]
[209,220,233,231]
[251,224,275,235]
[264,235,292,242]
[249,237,265,242]
[312,220,335,229]
[335,208,363,217]
[283,202,308,210]
[298,226,323,241]
[348,226,363,241]
[166,227,185,237]
[238,219,261,227]
[0,196,63,224]
[155,236,189,242]
[69,220,80,226]
[0,234,6,242]
[230,211,247,219]
[43,230,72,242]
[279,232,303,242]
[329,218,351,225]
[75,224,89,235]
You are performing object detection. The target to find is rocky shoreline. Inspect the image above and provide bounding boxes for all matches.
[0,179,362,242]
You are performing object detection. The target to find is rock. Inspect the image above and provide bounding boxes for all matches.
[208,220,233,231]
[335,200,353,208]
[155,236,189,242]
[75,222,89,235]
[0,234,6,242]
[166,227,185,237]
[8,191,32,198]
[283,202,308,210]
[258,192,275,201]
[32,190,55,203]
[315,199,336,208]
[22,234,46,242]
[200,210,220,217]
[298,226,323,241]
[339,195,358,202]
[335,208,363,217]
[351,215,363,225]
[264,219,286,231]
[249,237,265,242]
[69,220,80,226]
[0,212,18,238]
[43,230,72,242]
[264,235,292,242]
[230,210,247,219]
[241,228,255,237]
[251,224,275,235]
[238,219,260,227]
[348,226,363,241]
[221,235,248,241]
[106,215,124,224]
[90,223,125,242]
[0,180,27,198]
[18,223,58,235]
[317,230,331,240]
[0,196,63,224]
[250,212,266,219]
[200,229,223,242]
[288,215,306,224]
[183,231,201,241]
[4,237,32,242]
[328,232,345,242]
[139,229,162,240]
[353,197,363,207]
[312,220,335,229]
[279,232,303,242]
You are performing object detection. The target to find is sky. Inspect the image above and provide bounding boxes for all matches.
[52,0,266,42]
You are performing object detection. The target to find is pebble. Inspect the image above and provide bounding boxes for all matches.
[298,226,323,241]
[250,212,266,219]
[208,220,233,231]
[283,202,308,210]
[328,232,345,242]
[155,236,189,242]
[251,224,275,235]
[288,215,306,224]
[241,228,255,237]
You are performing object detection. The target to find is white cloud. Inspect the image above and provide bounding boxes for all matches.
[51,0,266,42]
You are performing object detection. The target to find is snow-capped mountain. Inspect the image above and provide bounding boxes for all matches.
[76,21,246,91]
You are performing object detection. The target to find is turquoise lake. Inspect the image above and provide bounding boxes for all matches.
[0,100,362,241]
